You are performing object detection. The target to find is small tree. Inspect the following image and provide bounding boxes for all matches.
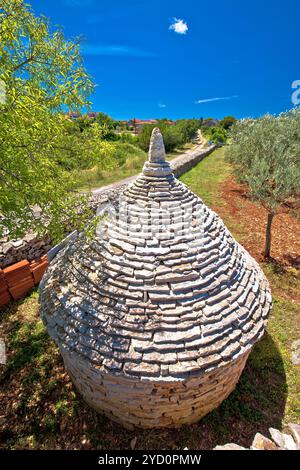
[0,0,114,239]
[206,126,227,144]
[138,120,200,153]
[220,115,237,130]
[226,111,300,258]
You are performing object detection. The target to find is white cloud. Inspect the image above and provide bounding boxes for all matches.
[195,95,238,104]
[83,44,156,58]
[158,103,167,108]
[169,18,188,35]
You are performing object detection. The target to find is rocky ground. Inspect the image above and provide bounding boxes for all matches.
[215,423,300,450]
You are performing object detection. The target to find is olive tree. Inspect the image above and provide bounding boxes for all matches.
[226,110,300,258]
[0,0,114,240]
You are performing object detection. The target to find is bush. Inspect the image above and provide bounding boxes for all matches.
[220,116,237,130]
[138,119,200,153]
[115,132,139,145]
[175,119,200,141]
[113,143,147,168]
[204,126,227,144]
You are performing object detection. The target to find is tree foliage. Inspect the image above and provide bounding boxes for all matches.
[226,110,300,257]
[138,119,200,153]
[220,115,237,130]
[204,126,227,144]
[0,0,113,240]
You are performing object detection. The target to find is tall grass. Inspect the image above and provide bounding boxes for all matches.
[76,142,147,191]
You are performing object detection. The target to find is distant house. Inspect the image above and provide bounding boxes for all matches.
[87,112,98,119]
[126,119,157,134]
[66,111,100,121]
[202,119,220,128]
[66,111,81,121]
[126,118,175,134]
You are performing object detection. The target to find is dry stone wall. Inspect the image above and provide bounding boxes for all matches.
[89,144,216,211]
[39,129,271,429]
[64,349,249,429]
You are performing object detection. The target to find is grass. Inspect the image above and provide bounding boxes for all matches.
[76,142,195,192]
[0,147,299,449]
[180,147,231,206]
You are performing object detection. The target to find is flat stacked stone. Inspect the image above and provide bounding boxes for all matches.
[39,128,272,429]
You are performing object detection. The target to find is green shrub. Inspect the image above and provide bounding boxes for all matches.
[116,132,139,145]
[220,115,237,130]
[138,120,200,153]
[113,143,147,167]
[205,126,227,144]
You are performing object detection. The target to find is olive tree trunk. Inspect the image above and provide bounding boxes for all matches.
[264,211,275,258]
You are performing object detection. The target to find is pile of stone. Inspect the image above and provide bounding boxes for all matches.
[39,128,272,429]
[0,231,51,269]
[214,423,300,450]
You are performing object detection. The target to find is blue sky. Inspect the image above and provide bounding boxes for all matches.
[30,0,300,120]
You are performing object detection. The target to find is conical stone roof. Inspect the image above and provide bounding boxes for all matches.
[39,128,272,428]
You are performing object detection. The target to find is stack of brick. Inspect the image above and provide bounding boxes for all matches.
[30,255,49,285]
[0,256,49,307]
[0,269,11,307]
[3,260,35,301]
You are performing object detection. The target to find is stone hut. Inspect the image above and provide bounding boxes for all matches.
[39,128,272,429]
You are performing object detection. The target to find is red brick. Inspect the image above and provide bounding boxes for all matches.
[3,260,30,274]
[0,292,11,302]
[0,288,11,307]
[9,277,35,300]
[30,256,49,269]
[0,277,8,291]
[31,262,48,285]
[30,257,49,285]
[5,272,32,286]
[3,260,33,286]
[0,289,10,299]
[6,275,33,289]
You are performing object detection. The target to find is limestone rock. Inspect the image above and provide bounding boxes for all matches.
[286,423,300,444]
[291,339,300,365]
[269,428,297,450]
[216,424,300,451]
[251,432,277,450]
[214,443,246,450]
[148,127,166,163]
